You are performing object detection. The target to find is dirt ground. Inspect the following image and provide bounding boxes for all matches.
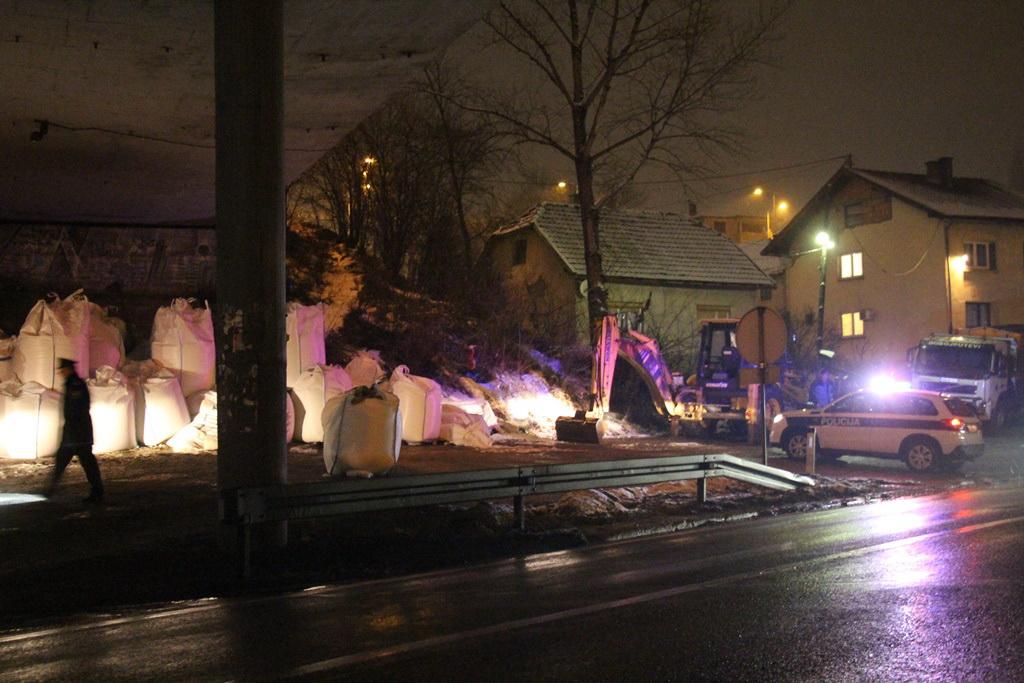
[0,436,968,630]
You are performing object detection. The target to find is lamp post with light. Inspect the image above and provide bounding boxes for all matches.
[752,187,789,238]
[815,230,835,354]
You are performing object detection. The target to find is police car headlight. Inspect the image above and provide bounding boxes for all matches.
[772,413,785,424]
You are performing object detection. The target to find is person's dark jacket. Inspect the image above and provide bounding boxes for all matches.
[809,378,835,409]
[61,373,94,446]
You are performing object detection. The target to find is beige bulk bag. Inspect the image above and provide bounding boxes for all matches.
[389,365,442,443]
[286,303,326,388]
[344,350,385,388]
[88,304,125,375]
[322,385,402,476]
[151,299,215,398]
[168,390,219,452]
[440,403,493,448]
[0,381,62,460]
[292,364,353,443]
[0,333,15,383]
[13,291,91,387]
[286,390,295,442]
[136,373,190,447]
[87,366,137,453]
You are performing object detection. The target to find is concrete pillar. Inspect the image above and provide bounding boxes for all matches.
[214,1,287,546]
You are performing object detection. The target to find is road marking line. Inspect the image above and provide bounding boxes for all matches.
[278,514,1024,679]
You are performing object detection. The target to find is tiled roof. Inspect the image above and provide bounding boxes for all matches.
[493,203,773,287]
[739,240,787,276]
[850,169,1024,221]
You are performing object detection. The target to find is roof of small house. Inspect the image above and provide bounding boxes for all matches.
[491,202,773,288]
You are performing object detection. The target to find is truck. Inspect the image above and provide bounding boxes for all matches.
[675,318,784,437]
[908,327,1023,430]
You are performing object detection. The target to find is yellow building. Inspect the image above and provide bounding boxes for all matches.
[763,158,1024,366]
[700,214,770,243]
[483,203,775,369]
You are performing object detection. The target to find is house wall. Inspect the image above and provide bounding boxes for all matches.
[948,221,1024,328]
[783,178,949,367]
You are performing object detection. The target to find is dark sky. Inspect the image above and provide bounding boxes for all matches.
[687,0,1024,218]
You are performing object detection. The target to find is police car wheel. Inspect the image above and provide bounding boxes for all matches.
[902,437,941,472]
[783,430,810,460]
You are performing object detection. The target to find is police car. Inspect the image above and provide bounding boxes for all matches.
[770,388,984,472]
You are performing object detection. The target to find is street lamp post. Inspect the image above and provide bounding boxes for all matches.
[814,231,835,354]
[753,187,789,238]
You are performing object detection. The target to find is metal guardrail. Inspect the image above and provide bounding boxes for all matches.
[221,454,814,576]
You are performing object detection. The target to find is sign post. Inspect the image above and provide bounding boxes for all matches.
[736,306,787,465]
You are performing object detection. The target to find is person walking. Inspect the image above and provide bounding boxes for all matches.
[809,367,835,409]
[45,358,104,503]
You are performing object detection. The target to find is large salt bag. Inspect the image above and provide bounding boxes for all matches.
[87,366,136,453]
[168,390,219,452]
[0,381,62,460]
[88,304,125,375]
[136,373,190,447]
[151,299,215,398]
[389,365,442,443]
[291,364,353,443]
[345,350,385,388]
[14,291,91,387]
[322,385,402,476]
[286,303,326,388]
[0,333,15,383]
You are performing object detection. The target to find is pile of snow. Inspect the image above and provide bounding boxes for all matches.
[481,372,576,440]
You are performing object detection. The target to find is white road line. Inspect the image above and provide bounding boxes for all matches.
[278,515,1024,679]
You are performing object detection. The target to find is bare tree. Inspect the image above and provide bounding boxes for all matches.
[448,0,786,343]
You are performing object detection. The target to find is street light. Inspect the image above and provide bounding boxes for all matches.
[814,230,835,354]
[752,187,789,238]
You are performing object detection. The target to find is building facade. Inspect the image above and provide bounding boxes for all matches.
[764,158,1024,367]
[483,203,774,370]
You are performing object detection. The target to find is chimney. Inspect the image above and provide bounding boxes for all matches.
[687,200,697,217]
[925,157,954,188]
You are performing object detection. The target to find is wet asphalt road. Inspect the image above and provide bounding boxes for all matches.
[2,485,1022,682]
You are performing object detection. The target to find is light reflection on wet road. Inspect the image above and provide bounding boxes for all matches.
[1,486,1022,682]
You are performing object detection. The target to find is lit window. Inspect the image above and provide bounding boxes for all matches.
[841,311,864,337]
[839,252,863,279]
[965,302,991,328]
[964,242,996,271]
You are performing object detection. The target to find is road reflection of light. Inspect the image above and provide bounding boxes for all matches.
[522,549,584,572]
[0,492,47,506]
[864,498,930,535]
[873,544,935,588]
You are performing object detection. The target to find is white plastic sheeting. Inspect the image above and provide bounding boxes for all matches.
[322,386,401,476]
[291,364,353,443]
[151,299,215,398]
[13,291,91,387]
[389,365,441,444]
[439,403,493,448]
[0,333,15,383]
[87,366,137,453]
[168,390,218,452]
[0,380,62,459]
[345,350,385,388]
[286,303,326,388]
[88,304,125,374]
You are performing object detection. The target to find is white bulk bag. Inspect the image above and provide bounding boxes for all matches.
[151,299,215,398]
[322,386,402,476]
[13,291,92,387]
[389,365,442,443]
[0,381,62,460]
[136,373,190,447]
[0,333,15,383]
[291,364,353,443]
[440,403,493,448]
[286,390,295,443]
[345,350,385,388]
[88,304,125,375]
[87,366,136,453]
[442,395,499,430]
[168,390,219,452]
[286,303,326,388]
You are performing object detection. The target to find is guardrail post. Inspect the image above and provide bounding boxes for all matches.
[697,478,708,504]
[512,495,525,531]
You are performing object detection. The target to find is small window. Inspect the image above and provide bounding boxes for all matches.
[885,395,939,416]
[965,302,991,327]
[841,311,865,337]
[839,252,863,279]
[760,287,772,301]
[513,238,527,265]
[964,242,996,271]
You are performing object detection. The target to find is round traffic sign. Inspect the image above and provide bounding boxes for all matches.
[736,306,787,365]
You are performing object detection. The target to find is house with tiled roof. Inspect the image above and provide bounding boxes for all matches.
[482,202,774,367]
[763,157,1024,365]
